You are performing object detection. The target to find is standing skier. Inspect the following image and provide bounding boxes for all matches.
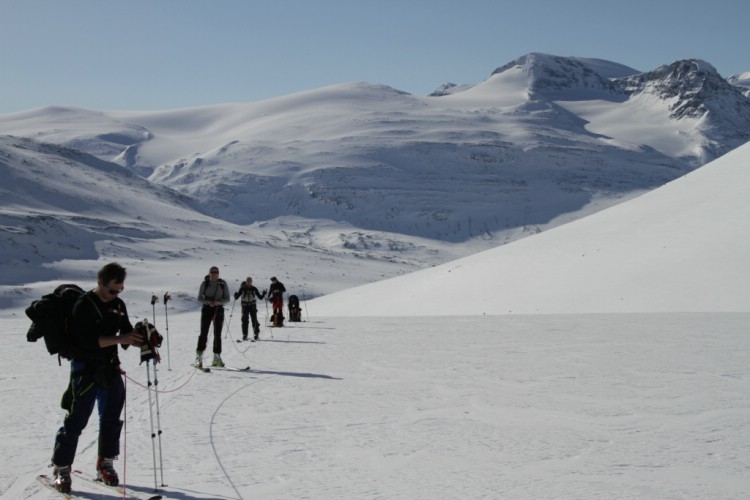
[268,276,287,327]
[196,266,231,368]
[234,276,266,341]
[50,262,144,493]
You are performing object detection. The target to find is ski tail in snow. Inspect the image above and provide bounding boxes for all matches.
[72,469,163,499]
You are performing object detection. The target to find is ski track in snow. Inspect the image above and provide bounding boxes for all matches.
[3,311,749,499]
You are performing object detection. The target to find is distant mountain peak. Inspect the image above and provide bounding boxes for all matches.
[621,59,745,119]
[490,53,636,100]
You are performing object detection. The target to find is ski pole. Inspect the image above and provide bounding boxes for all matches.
[302,292,310,322]
[151,294,158,324]
[225,298,237,339]
[264,298,273,339]
[141,320,163,493]
[121,369,129,495]
[152,357,166,487]
[144,361,158,492]
[163,292,172,370]
[264,297,269,326]
[145,317,166,486]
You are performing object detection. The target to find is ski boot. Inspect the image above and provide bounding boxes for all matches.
[195,350,204,368]
[53,465,72,493]
[96,456,119,486]
[212,354,225,367]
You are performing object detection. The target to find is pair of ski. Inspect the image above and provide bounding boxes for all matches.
[193,363,251,373]
[37,469,162,499]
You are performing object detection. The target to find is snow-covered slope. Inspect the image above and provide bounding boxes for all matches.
[0,134,462,292]
[2,55,750,500]
[0,135,203,284]
[310,140,750,315]
[1,54,747,246]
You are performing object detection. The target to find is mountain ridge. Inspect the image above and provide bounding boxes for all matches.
[1,53,749,288]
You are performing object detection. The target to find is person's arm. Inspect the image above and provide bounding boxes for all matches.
[98,330,142,348]
[73,296,143,350]
[197,281,209,304]
[98,302,142,348]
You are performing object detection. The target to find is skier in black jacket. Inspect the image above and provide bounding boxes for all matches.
[50,262,143,494]
[234,276,266,340]
[268,276,287,326]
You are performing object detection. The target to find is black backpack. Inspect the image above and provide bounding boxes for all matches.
[288,294,302,322]
[26,284,85,364]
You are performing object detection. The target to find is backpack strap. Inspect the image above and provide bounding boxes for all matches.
[85,294,105,320]
[58,293,105,366]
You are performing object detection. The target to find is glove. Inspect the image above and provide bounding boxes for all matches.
[234,291,241,300]
[140,343,156,363]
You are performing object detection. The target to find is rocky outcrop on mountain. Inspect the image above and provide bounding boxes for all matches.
[728,72,750,97]
[491,53,634,100]
[622,60,750,119]
[490,55,750,161]
[429,82,473,96]
[618,60,750,158]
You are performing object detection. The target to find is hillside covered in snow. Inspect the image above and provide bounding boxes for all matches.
[1,53,749,294]
[1,53,749,500]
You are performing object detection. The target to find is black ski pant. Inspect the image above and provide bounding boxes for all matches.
[52,361,125,467]
[241,302,260,337]
[197,304,224,354]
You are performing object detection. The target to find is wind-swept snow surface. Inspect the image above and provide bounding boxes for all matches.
[2,313,749,499]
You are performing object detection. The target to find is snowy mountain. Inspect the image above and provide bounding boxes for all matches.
[1,53,749,291]
[2,96,749,500]
[490,53,638,99]
[311,140,750,315]
[2,55,750,500]
[621,60,750,160]
[0,135,459,296]
[729,71,750,97]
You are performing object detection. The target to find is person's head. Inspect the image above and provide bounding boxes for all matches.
[245,276,253,285]
[97,262,126,300]
[271,276,277,283]
[209,266,220,281]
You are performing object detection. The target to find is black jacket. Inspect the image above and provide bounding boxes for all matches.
[269,281,286,299]
[71,290,133,365]
[236,282,266,304]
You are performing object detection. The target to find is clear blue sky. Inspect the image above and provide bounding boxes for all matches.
[1,0,747,114]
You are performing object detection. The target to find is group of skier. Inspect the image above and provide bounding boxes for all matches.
[45,262,294,494]
[195,266,287,368]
